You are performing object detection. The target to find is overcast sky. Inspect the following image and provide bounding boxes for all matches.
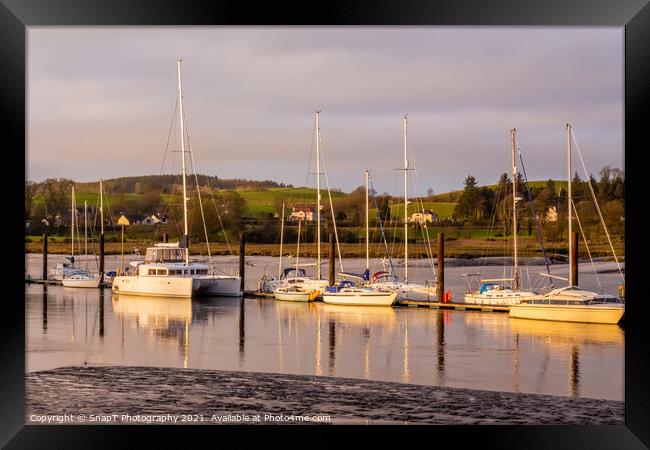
[27,27,623,195]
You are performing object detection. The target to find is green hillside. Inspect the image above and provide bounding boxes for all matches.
[387,202,457,219]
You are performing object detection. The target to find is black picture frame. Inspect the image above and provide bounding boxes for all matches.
[3,0,648,447]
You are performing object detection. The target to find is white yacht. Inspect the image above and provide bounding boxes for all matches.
[273,285,320,302]
[323,281,397,306]
[509,286,624,324]
[260,267,328,294]
[111,60,241,298]
[509,124,625,324]
[369,114,438,301]
[463,128,537,306]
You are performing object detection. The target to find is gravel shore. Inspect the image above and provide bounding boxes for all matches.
[26,366,624,425]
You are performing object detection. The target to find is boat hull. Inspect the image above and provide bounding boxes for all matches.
[322,291,397,306]
[193,276,242,297]
[464,291,538,307]
[111,276,197,298]
[509,303,625,324]
[62,278,100,288]
[399,285,438,302]
[273,290,315,302]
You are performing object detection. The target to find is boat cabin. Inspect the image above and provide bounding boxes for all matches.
[144,243,187,264]
[138,264,209,277]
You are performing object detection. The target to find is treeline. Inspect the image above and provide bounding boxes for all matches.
[75,174,291,194]
[451,166,624,241]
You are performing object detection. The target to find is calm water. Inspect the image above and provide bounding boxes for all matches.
[25,254,624,400]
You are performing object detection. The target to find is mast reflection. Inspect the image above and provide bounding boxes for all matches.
[328,320,336,375]
[99,289,105,338]
[42,284,47,334]
[569,345,580,397]
[239,298,245,362]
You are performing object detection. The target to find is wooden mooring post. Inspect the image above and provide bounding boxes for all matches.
[239,232,245,292]
[42,233,48,280]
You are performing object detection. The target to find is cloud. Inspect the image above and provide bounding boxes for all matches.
[27,27,623,194]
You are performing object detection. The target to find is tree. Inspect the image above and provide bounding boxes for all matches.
[25,181,39,220]
[141,192,161,214]
[41,178,73,219]
[375,194,391,224]
[453,175,481,220]
[426,187,434,198]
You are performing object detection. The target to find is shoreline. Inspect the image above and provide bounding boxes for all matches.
[26,366,624,425]
[24,241,624,261]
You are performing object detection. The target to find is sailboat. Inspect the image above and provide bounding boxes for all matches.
[463,128,537,306]
[51,186,91,281]
[112,59,241,298]
[273,218,322,302]
[268,111,330,296]
[258,202,321,295]
[509,124,625,324]
[62,199,100,288]
[322,169,398,306]
[370,114,438,301]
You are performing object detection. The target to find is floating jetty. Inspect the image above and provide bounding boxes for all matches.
[396,299,509,312]
[25,277,111,288]
[245,291,509,312]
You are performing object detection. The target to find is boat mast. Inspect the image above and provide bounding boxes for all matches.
[99,179,104,235]
[567,123,573,288]
[316,110,321,280]
[403,114,409,284]
[71,185,75,259]
[365,169,370,270]
[278,202,285,280]
[84,200,88,263]
[511,128,519,290]
[177,59,189,265]
[296,219,301,275]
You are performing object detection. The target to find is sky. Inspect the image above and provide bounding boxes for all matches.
[27,27,624,195]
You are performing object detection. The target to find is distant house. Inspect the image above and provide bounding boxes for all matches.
[545,206,558,223]
[289,205,315,222]
[121,214,146,225]
[410,210,437,224]
[142,213,168,225]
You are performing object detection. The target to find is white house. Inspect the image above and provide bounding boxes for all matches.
[410,210,437,224]
[545,206,558,222]
[289,205,315,221]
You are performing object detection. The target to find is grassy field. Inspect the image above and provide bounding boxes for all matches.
[33,179,566,220]
[385,202,457,219]
[33,187,347,218]
[232,186,347,215]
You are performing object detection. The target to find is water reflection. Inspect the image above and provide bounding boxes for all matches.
[239,298,245,362]
[99,289,104,338]
[570,345,580,397]
[41,285,47,334]
[26,279,624,400]
[328,320,336,376]
[507,318,624,346]
[436,310,445,385]
[112,293,192,368]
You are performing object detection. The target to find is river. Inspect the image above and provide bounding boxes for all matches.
[25,254,624,400]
